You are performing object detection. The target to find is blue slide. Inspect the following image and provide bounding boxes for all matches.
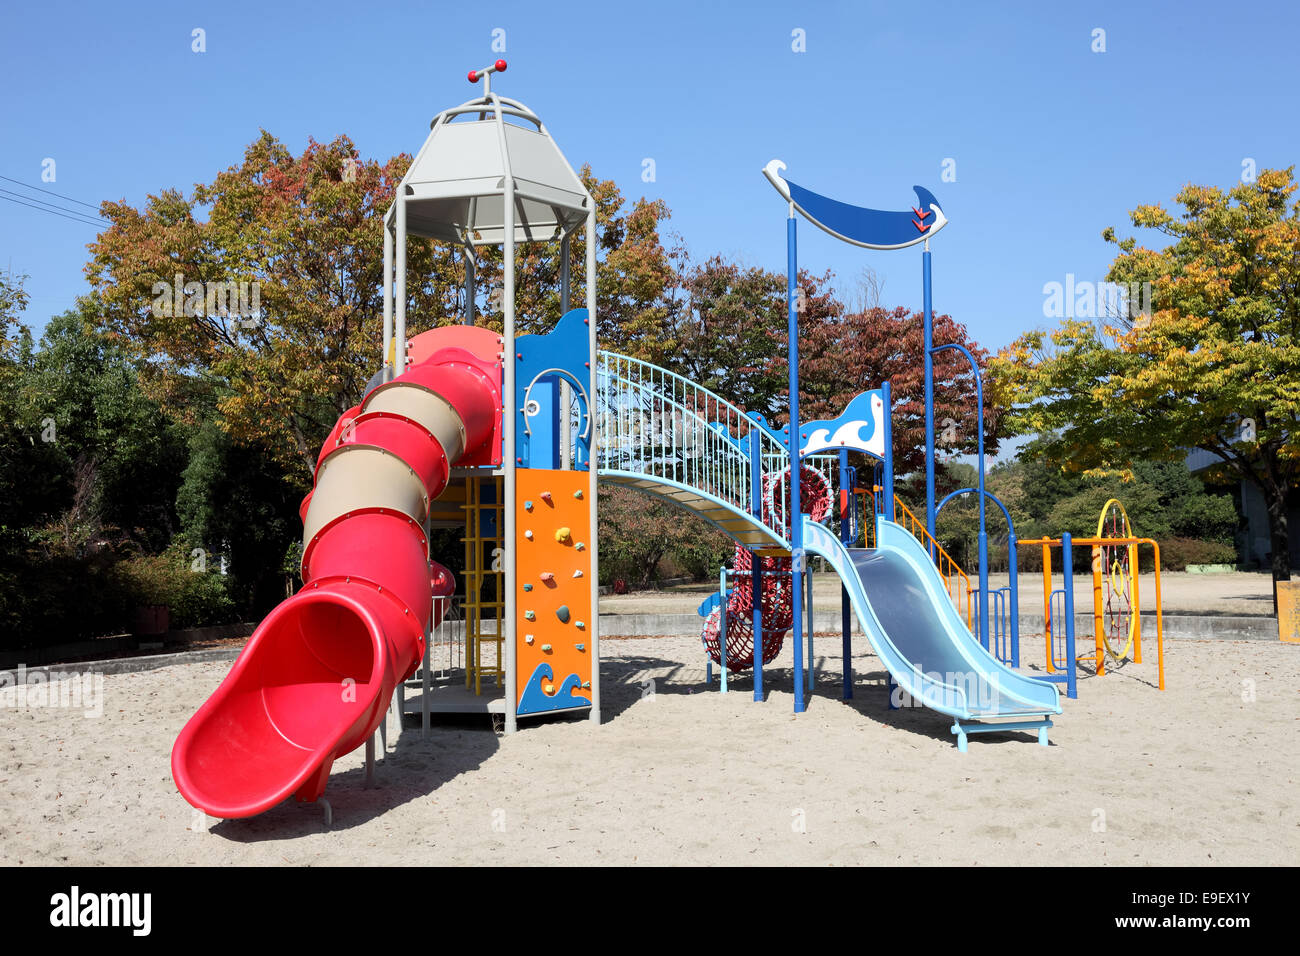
[802,516,1061,750]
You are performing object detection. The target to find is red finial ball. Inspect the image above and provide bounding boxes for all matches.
[495,59,507,72]
[468,69,479,83]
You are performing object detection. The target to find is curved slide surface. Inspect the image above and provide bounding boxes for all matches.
[803,516,1060,725]
[172,327,502,818]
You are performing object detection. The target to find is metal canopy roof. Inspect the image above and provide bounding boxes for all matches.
[396,93,590,246]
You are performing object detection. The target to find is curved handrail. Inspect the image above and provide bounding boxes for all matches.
[596,351,791,532]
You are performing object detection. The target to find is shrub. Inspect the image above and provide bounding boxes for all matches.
[1156,537,1237,572]
[597,486,731,589]
[111,545,237,630]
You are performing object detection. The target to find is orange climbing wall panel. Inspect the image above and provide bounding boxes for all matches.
[514,468,594,714]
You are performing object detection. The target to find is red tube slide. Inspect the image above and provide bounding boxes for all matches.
[172,327,501,818]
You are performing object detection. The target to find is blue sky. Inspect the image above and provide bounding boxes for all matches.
[2,0,1296,351]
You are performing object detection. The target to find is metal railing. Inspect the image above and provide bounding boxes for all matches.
[861,489,974,629]
[595,352,791,529]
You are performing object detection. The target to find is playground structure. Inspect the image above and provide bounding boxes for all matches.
[170,64,1167,821]
[1022,497,1166,693]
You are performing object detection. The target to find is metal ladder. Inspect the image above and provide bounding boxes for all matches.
[461,474,505,695]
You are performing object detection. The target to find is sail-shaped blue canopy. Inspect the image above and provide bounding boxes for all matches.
[762,161,947,250]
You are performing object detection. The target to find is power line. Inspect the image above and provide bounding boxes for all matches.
[0,187,109,224]
[0,189,106,226]
[0,174,103,212]
[0,192,106,228]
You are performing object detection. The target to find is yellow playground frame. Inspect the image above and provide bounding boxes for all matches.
[1021,499,1166,691]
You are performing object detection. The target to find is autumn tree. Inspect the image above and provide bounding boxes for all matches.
[800,303,1003,477]
[88,133,412,479]
[88,133,677,483]
[992,168,1300,603]
[657,256,789,415]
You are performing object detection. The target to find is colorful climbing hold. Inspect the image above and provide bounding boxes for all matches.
[539,571,555,584]
[572,569,583,578]
[544,683,554,694]
[525,634,535,644]
[523,583,533,592]
[573,490,584,499]
[524,610,536,621]
[554,526,571,543]
[575,621,585,630]
[575,643,585,652]
[524,500,534,512]
[541,643,552,652]
[540,491,553,505]
[555,605,570,623]
[574,542,585,551]
[524,529,534,540]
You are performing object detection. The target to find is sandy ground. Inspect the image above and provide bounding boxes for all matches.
[1,629,1295,866]
[601,571,1277,617]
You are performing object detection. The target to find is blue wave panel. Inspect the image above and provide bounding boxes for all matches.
[517,663,591,716]
[785,390,885,458]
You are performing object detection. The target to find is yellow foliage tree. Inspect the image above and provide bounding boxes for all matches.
[992,168,1300,604]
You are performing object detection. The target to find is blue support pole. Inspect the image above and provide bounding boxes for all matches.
[805,570,814,695]
[839,449,852,700]
[786,208,805,714]
[881,380,895,522]
[923,244,935,554]
[750,428,764,702]
[719,567,728,694]
[1062,533,1078,700]
[1008,531,1019,667]
[931,344,989,651]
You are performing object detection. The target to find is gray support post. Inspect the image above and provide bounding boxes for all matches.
[502,136,518,736]
[586,207,600,724]
[422,605,432,737]
[464,244,476,326]
[559,233,572,469]
[382,217,394,383]
[395,193,408,378]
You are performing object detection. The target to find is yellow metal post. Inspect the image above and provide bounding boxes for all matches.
[1043,542,1054,674]
[1130,540,1142,663]
[1091,545,1105,675]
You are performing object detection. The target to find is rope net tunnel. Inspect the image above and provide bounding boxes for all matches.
[701,463,831,672]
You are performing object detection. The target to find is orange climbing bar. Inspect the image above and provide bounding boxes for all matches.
[1019,535,1165,691]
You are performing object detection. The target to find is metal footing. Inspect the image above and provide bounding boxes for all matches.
[950,717,1054,753]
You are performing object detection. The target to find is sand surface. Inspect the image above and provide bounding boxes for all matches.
[1,630,1296,866]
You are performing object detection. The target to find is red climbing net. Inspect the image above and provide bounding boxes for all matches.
[700,463,832,672]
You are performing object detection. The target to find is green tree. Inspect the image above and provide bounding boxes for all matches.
[176,419,303,616]
[993,168,1300,605]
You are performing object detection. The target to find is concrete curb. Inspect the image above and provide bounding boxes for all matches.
[1,610,1283,684]
[1019,613,1278,642]
[0,623,253,670]
[2,648,244,684]
[598,611,1280,642]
